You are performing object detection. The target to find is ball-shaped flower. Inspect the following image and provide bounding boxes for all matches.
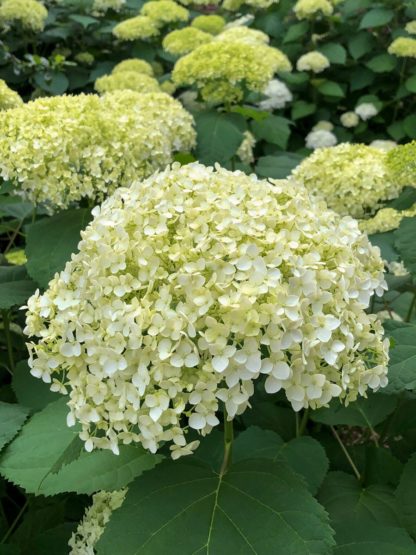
[0,92,195,211]
[25,163,388,459]
[0,79,23,110]
[163,27,212,56]
[386,141,416,189]
[92,0,125,13]
[355,102,378,121]
[340,111,359,128]
[75,52,95,66]
[113,16,159,41]
[172,41,292,104]
[370,140,396,152]
[305,129,337,149]
[294,0,333,19]
[259,78,293,110]
[215,26,269,45]
[112,58,154,76]
[94,72,160,94]
[140,0,189,26]
[405,20,416,35]
[297,51,330,73]
[388,37,416,58]
[0,0,48,31]
[191,14,225,35]
[292,144,401,218]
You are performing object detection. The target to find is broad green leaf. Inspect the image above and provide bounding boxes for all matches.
[394,216,416,274]
[0,402,29,452]
[34,72,69,95]
[12,360,56,411]
[97,458,335,555]
[348,32,375,59]
[251,115,292,149]
[359,8,394,28]
[317,81,345,98]
[318,43,347,64]
[405,75,416,93]
[254,12,284,39]
[0,398,161,495]
[283,21,309,43]
[396,452,416,538]
[194,111,245,165]
[291,101,316,120]
[366,54,397,73]
[319,471,401,526]
[69,14,98,27]
[369,231,399,262]
[256,153,303,179]
[403,115,416,139]
[388,121,406,142]
[364,446,403,488]
[349,67,375,91]
[0,265,37,309]
[383,321,416,394]
[310,394,397,428]
[233,427,328,494]
[241,400,296,441]
[26,208,92,288]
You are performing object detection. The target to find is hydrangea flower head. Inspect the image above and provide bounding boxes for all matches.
[340,111,359,128]
[92,0,125,13]
[0,92,195,211]
[112,58,154,76]
[140,0,189,26]
[191,14,225,35]
[215,25,269,45]
[172,41,291,104]
[236,131,256,164]
[388,37,416,58]
[0,79,23,110]
[293,143,401,218]
[113,15,159,41]
[0,0,48,31]
[405,20,416,35]
[259,78,292,110]
[94,72,160,94]
[305,129,337,149]
[297,51,330,73]
[386,141,416,189]
[25,163,388,459]
[355,102,378,121]
[294,0,333,19]
[163,27,212,55]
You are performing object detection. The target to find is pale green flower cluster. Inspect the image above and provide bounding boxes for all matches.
[191,14,225,35]
[216,26,269,45]
[163,27,212,56]
[405,20,416,35]
[386,141,416,188]
[141,0,189,26]
[360,205,416,235]
[113,15,159,41]
[294,0,333,19]
[0,79,23,110]
[236,131,256,164]
[112,58,154,76]
[172,41,291,104]
[177,0,220,6]
[75,52,95,66]
[292,144,401,218]
[305,122,337,149]
[0,92,195,210]
[296,51,330,73]
[25,163,388,458]
[0,0,48,31]
[69,489,127,554]
[223,0,279,10]
[355,102,378,121]
[340,111,359,128]
[95,72,160,94]
[91,0,125,13]
[370,140,396,152]
[388,37,416,58]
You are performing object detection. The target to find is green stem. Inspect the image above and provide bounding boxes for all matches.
[219,407,233,476]
[406,293,416,322]
[298,409,309,437]
[331,426,361,482]
[1,499,28,544]
[2,310,15,373]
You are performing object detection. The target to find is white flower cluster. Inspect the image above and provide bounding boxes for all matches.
[236,131,256,164]
[305,122,337,149]
[25,163,388,459]
[355,102,378,121]
[69,489,127,554]
[258,78,293,110]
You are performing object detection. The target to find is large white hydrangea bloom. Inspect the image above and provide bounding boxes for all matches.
[25,163,388,459]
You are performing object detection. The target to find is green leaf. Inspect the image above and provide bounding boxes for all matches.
[405,75,416,93]
[0,402,29,452]
[317,81,345,98]
[12,360,56,411]
[310,393,397,428]
[283,21,309,43]
[256,153,303,179]
[396,452,416,538]
[365,54,397,73]
[26,208,92,289]
[394,216,416,274]
[369,231,399,262]
[194,111,245,165]
[34,72,69,95]
[68,14,98,27]
[291,101,316,120]
[0,398,161,495]
[318,43,347,65]
[383,321,416,394]
[319,471,401,526]
[0,265,37,309]
[251,115,292,149]
[403,115,416,139]
[388,121,406,142]
[359,8,394,28]
[233,427,328,494]
[348,32,376,59]
[97,458,335,555]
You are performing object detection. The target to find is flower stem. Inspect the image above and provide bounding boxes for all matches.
[1,499,28,544]
[331,426,361,481]
[219,406,233,476]
[2,310,15,373]
[406,292,416,322]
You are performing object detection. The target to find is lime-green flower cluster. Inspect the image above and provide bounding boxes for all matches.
[191,14,225,35]
[25,163,387,458]
[75,52,95,66]
[112,58,154,76]
[223,0,279,9]
[236,131,256,164]
[172,41,291,104]
[388,37,416,58]
[292,144,401,219]
[294,0,333,19]
[91,0,125,13]
[360,205,416,235]
[95,72,160,94]
[0,79,23,110]
[113,15,159,41]
[0,0,48,31]
[163,27,212,56]
[386,141,416,189]
[406,20,416,35]
[297,51,330,73]
[0,92,195,210]
[216,26,269,45]
[141,0,189,26]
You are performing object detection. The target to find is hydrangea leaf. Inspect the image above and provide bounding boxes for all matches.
[255,153,303,178]
[26,208,92,289]
[251,115,292,149]
[396,452,416,538]
[383,321,416,394]
[194,111,245,165]
[394,217,416,274]
[97,458,335,555]
[359,8,394,29]
[0,398,161,495]
[12,360,56,411]
[0,265,37,309]
[0,401,29,452]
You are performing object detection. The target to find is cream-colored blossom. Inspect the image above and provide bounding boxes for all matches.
[25,163,388,458]
[223,0,278,9]
[0,92,195,211]
[305,129,337,149]
[92,0,125,13]
[405,20,416,35]
[95,72,160,94]
[388,36,416,58]
[370,140,396,152]
[294,0,333,19]
[113,15,159,41]
[297,51,330,73]
[112,58,154,76]
[355,102,378,121]
[69,489,127,554]
[0,79,23,110]
[216,25,269,45]
[172,41,291,104]
[313,120,333,131]
[140,0,189,26]
[0,0,48,31]
[191,14,225,35]
[293,143,401,218]
[259,78,292,110]
[359,207,406,235]
[163,27,212,56]
[340,111,359,128]
[386,141,416,189]
[236,131,256,164]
